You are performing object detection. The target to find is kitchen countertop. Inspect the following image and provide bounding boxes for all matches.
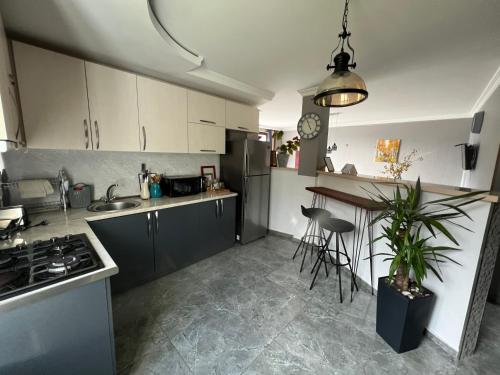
[0,191,237,312]
[317,171,499,203]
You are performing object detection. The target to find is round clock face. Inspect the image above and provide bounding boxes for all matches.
[297,112,321,139]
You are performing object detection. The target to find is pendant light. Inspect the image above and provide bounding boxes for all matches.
[314,0,368,107]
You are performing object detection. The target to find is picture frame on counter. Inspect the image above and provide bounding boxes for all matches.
[201,165,216,181]
[324,157,335,172]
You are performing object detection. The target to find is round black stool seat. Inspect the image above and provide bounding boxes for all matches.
[320,218,355,234]
[309,216,359,302]
[301,206,331,220]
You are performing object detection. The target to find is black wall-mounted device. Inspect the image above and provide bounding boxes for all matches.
[455,143,479,170]
[471,111,485,134]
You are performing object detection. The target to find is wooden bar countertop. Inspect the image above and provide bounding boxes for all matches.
[316,171,499,203]
[306,186,387,211]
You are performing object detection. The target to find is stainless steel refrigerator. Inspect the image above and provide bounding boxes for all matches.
[220,137,271,244]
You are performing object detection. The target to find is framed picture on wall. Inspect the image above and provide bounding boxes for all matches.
[201,165,216,181]
[375,139,401,162]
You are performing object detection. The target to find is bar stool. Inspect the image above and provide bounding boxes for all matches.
[292,205,331,273]
[310,217,359,303]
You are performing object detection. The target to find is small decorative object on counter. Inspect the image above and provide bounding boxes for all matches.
[201,165,217,181]
[341,163,357,176]
[381,148,423,180]
[324,157,335,172]
[68,183,92,208]
[138,163,150,200]
[149,175,162,198]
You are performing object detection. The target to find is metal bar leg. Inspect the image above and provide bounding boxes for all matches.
[310,219,316,261]
[336,232,340,275]
[336,232,343,303]
[341,234,359,295]
[368,211,375,295]
[323,249,329,277]
[310,247,323,275]
[300,218,314,273]
[309,249,325,290]
[293,218,311,260]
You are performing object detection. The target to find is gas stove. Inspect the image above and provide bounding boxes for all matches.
[0,234,103,300]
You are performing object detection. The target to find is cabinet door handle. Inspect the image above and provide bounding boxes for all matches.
[83,119,89,149]
[221,199,224,217]
[200,149,216,153]
[146,212,151,238]
[215,199,219,218]
[200,119,216,125]
[237,126,248,130]
[94,121,100,150]
[155,211,159,234]
[142,126,147,151]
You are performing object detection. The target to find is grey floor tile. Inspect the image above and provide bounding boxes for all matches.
[171,307,268,375]
[112,234,500,375]
[123,339,192,375]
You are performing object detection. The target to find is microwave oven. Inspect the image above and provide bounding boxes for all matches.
[160,175,204,197]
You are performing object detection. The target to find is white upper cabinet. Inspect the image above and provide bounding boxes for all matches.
[188,123,225,154]
[0,15,21,145]
[187,90,225,127]
[137,76,188,153]
[13,42,91,150]
[226,100,259,133]
[85,62,140,152]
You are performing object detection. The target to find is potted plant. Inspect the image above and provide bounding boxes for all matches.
[271,130,284,167]
[366,179,485,353]
[277,136,300,168]
[381,148,423,180]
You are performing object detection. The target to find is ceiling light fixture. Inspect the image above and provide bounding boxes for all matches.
[314,0,368,107]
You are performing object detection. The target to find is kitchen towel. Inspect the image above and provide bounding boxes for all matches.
[17,179,54,199]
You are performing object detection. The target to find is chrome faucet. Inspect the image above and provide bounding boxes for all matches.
[104,184,118,203]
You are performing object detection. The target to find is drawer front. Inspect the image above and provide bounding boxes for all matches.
[188,122,225,154]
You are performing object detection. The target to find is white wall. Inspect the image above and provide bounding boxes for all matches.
[269,168,316,237]
[269,168,492,353]
[326,118,471,186]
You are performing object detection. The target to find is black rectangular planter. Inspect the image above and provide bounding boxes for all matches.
[376,276,435,353]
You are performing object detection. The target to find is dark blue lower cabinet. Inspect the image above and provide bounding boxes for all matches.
[89,213,156,294]
[0,280,115,375]
[198,197,236,257]
[154,203,200,276]
[90,197,236,294]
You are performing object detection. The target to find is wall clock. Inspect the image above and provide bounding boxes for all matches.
[297,112,321,139]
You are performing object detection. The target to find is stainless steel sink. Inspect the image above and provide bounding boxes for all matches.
[87,200,141,212]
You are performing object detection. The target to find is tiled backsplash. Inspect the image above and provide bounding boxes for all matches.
[2,149,219,200]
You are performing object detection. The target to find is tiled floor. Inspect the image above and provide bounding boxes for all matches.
[112,235,500,375]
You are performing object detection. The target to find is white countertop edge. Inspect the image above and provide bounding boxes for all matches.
[85,192,238,222]
[0,191,238,312]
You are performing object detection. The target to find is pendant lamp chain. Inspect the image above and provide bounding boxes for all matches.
[313,0,368,108]
[328,0,356,72]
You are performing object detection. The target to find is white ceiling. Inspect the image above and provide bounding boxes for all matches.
[1,0,500,130]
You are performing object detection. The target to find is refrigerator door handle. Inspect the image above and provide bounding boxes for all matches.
[244,141,250,177]
[244,177,248,204]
